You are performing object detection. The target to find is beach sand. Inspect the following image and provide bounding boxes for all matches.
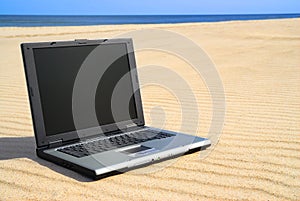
[0,18,299,200]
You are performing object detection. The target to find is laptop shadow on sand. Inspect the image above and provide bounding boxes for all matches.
[0,136,93,182]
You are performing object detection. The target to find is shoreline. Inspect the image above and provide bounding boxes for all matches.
[0,17,299,29]
[0,18,299,40]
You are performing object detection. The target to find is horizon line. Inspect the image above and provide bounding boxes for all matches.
[0,13,300,16]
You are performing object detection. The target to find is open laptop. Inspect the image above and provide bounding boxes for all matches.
[21,38,211,179]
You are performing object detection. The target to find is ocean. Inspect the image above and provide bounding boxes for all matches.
[0,14,299,27]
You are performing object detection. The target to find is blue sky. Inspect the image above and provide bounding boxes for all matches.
[1,0,300,15]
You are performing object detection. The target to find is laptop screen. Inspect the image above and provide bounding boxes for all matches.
[33,43,138,136]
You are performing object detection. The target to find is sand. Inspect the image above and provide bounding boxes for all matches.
[0,18,299,200]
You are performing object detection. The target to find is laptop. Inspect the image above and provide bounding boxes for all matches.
[21,38,211,179]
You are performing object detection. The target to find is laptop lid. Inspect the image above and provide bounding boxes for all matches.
[21,39,145,148]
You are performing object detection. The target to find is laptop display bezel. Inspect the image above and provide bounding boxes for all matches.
[21,38,145,148]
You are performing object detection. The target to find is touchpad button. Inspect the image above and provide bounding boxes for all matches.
[120,145,158,157]
[121,145,152,154]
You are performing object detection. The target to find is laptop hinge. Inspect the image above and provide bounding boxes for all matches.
[48,139,63,148]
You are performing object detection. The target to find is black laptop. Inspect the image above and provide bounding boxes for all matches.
[21,38,211,179]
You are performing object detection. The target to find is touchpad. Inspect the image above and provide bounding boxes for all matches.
[121,145,152,154]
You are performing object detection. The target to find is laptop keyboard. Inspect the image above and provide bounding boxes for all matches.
[57,129,174,158]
